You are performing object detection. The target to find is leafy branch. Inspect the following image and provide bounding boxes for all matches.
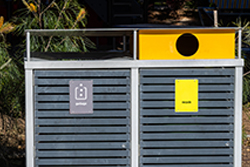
[12,0,94,53]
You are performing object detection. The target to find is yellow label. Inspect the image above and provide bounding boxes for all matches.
[175,79,198,112]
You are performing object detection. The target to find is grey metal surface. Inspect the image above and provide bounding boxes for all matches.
[141,141,234,147]
[234,67,243,167]
[35,86,130,93]
[131,68,139,167]
[26,32,30,61]
[238,29,242,59]
[133,30,137,60]
[34,69,131,167]
[36,142,130,149]
[25,70,34,167]
[142,165,233,167]
[36,159,129,166]
[140,68,235,167]
[25,59,244,69]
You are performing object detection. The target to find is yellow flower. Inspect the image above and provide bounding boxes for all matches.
[0,22,15,34]
[0,16,15,34]
[0,16,4,29]
[22,0,37,13]
[29,3,37,13]
[76,8,86,21]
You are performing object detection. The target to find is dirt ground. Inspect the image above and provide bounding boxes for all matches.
[0,114,25,167]
[148,8,201,26]
[242,104,250,167]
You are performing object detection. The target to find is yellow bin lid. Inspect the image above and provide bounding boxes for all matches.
[138,28,237,60]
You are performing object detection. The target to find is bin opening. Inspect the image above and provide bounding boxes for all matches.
[176,33,199,57]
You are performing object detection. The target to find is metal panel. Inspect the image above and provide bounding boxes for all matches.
[141,148,233,155]
[25,59,244,69]
[36,134,129,141]
[131,68,139,167]
[141,125,234,131]
[35,70,130,76]
[141,157,233,163]
[36,118,129,125]
[234,67,243,167]
[140,68,235,167]
[142,165,233,167]
[35,102,130,109]
[36,142,130,149]
[141,108,234,116]
[35,78,129,85]
[34,69,131,167]
[36,110,129,117]
[141,141,234,147]
[36,127,129,133]
[140,117,234,124]
[35,86,130,93]
[141,85,234,92]
[36,94,129,101]
[25,69,34,167]
[36,159,129,165]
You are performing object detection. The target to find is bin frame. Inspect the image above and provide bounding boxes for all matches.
[25,28,243,167]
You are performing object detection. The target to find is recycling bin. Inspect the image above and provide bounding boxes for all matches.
[25,28,243,167]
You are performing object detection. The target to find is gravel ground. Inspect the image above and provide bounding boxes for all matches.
[242,105,250,167]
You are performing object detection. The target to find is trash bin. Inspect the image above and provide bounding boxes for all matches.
[25,28,243,167]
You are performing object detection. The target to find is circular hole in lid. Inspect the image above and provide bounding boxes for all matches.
[176,33,199,57]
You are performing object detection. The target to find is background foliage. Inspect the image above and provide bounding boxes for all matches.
[0,16,24,118]
[233,19,250,103]
[12,0,94,53]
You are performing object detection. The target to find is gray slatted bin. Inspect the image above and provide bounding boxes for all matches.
[140,68,234,167]
[35,70,131,167]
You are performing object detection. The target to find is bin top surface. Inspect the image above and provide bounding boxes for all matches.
[25,27,240,36]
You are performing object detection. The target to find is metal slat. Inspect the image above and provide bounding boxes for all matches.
[141,101,234,108]
[140,69,234,76]
[140,77,234,84]
[36,142,129,149]
[141,157,233,163]
[36,118,129,125]
[141,125,234,132]
[36,150,128,157]
[35,86,130,93]
[141,148,233,155]
[36,134,129,141]
[141,117,234,124]
[35,78,129,85]
[36,111,129,117]
[36,94,129,101]
[36,158,128,165]
[36,102,129,110]
[36,127,129,133]
[141,109,234,116]
[142,165,233,167]
[141,133,233,140]
[35,70,130,77]
[141,85,234,92]
[141,93,234,100]
[141,141,233,148]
